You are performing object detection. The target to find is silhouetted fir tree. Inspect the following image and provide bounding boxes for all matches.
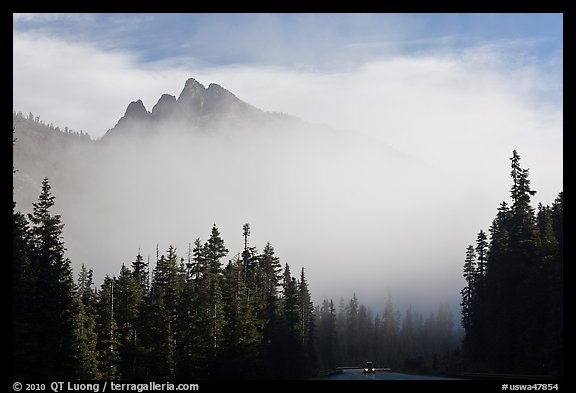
[190,238,205,280]
[131,251,149,294]
[204,224,228,274]
[74,298,100,379]
[460,244,476,350]
[298,267,316,376]
[202,226,227,368]
[95,275,120,379]
[146,247,181,379]
[277,264,301,378]
[255,242,283,377]
[257,243,283,318]
[221,257,261,378]
[78,264,97,312]
[174,259,199,379]
[13,204,34,378]
[497,152,540,372]
[181,237,213,377]
[241,223,259,286]
[25,178,83,378]
[475,230,488,281]
[75,265,99,378]
[115,264,146,378]
[467,230,489,361]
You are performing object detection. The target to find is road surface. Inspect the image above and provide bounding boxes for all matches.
[326,369,460,380]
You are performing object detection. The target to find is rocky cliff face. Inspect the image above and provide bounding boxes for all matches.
[103,78,274,139]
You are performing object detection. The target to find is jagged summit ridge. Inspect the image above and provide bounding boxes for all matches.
[104,77,267,139]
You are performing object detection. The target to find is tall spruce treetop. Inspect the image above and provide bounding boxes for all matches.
[298,267,314,346]
[131,250,149,293]
[26,177,81,377]
[190,237,206,280]
[204,224,228,274]
[78,264,97,310]
[28,178,66,260]
[259,242,282,300]
[510,150,536,216]
[475,230,488,279]
[462,245,477,287]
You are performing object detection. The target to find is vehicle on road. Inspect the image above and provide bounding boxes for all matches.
[364,361,376,374]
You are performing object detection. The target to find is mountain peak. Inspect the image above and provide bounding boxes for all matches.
[151,94,177,119]
[111,99,150,133]
[103,77,276,140]
[124,99,149,119]
[178,78,206,100]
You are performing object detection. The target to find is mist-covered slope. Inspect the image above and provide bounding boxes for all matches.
[13,77,465,313]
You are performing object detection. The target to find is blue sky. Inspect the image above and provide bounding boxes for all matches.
[12,13,563,308]
[13,13,562,69]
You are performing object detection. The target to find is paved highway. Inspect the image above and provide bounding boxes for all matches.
[326,369,460,380]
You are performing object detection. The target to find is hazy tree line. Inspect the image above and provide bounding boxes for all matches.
[314,294,460,374]
[13,179,315,379]
[460,150,563,377]
[13,111,91,140]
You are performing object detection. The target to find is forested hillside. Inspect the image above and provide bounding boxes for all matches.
[13,180,315,379]
[460,151,563,377]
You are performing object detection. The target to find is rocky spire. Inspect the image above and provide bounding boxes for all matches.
[123,99,149,120]
[151,94,177,119]
[102,77,268,140]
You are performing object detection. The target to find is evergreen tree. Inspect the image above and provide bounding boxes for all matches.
[221,257,260,378]
[315,299,337,370]
[176,237,212,377]
[297,268,316,376]
[255,242,283,378]
[74,298,100,379]
[204,224,228,274]
[257,242,283,318]
[241,223,259,299]
[75,265,99,378]
[25,178,83,378]
[202,226,227,366]
[95,275,120,379]
[460,245,476,343]
[131,251,149,294]
[78,264,97,312]
[475,230,488,280]
[115,264,145,378]
[146,247,181,379]
[13,205,34,378]
[277,264,301,378]
[175,257,199,379]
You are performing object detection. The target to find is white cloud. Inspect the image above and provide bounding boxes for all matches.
[13,30,562,312]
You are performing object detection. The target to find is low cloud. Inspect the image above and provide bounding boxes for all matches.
[13,29,562,313]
